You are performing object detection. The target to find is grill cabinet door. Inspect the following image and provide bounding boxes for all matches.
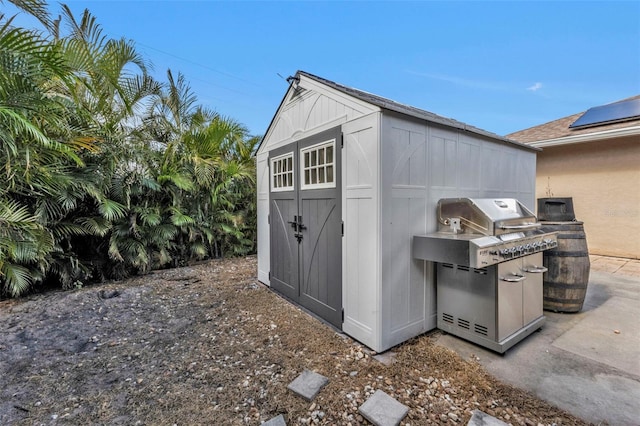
[497,258,525,340]
[522,252,544,325]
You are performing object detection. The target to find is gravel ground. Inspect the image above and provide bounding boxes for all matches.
[0,256,589,425]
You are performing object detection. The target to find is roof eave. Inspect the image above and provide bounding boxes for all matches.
[299,71,539,152]
[527,125,640,148]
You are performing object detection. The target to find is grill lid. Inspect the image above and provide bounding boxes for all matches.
[437,198,539,236]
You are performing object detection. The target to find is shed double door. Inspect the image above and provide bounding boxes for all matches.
[269,127,342,329]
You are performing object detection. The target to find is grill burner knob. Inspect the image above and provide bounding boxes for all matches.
[544,238,558,248]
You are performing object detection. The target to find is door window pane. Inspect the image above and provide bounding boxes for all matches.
[271,152,294,191]
[300,140,336,190]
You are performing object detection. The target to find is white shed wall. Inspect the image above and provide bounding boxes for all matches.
[256,151,270,283]
[380,115,434,351]
[376,113,536,351]
[342,113,381,350]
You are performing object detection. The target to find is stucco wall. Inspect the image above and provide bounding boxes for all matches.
[535,136,639,259]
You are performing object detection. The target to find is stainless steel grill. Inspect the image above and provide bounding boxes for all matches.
[414,198,557,268]
[413,198,558,353]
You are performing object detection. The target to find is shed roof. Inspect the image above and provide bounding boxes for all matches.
[507,95,640,144]
[259,71,537,152]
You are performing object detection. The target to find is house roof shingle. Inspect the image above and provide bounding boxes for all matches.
[507,95,640,143]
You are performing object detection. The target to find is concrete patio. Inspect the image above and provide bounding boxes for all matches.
[435,255,640,425]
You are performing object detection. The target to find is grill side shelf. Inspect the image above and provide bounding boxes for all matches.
[412,234,472,266]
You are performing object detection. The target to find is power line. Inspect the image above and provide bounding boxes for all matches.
[135,41,262,88]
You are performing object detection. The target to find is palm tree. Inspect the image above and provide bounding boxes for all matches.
[0,3,158,294]
[0,8,86,296]
[1,0,259,296]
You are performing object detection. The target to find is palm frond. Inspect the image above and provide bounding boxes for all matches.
[78,216,111,237]
[1,262,33,297]
[98,198,127,221]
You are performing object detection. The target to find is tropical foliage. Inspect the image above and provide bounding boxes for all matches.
[0,0,258,297]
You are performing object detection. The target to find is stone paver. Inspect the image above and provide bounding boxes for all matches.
[467,409,509,426]
[262,414,286,426]
[358,390,409,426]
[287,369,329,401]
[372,351,396,366]
[590,255,640,278]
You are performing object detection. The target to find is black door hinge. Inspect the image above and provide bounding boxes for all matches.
[342,309,344,322]
[268,271,271,280]
[341,221,344,237]
[341,133,344,148]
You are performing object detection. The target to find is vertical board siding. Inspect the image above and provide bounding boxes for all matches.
[458,139,481,190]
[481,146,503,193]
[263,84,376,152]
[342,113,380,350]
[381,116,430,349]
[256,152,270,283]
[429,129,459,189]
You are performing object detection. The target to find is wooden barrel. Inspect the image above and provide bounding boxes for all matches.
[540,221,590,313]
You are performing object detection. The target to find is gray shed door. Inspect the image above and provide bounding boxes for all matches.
[269,127,342,328]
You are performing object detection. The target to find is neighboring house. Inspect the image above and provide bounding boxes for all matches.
[507,96,640,259]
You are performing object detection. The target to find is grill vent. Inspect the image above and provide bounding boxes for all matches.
[475,324,488,336]
[442,313,454,324]
[457,265,470,272]
[442,263,454,269]
[473,268,488,275]
[457,318,470,329]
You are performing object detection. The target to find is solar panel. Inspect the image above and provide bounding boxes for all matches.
[569,98,640,129]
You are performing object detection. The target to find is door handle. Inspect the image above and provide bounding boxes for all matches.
[523,266,548,273]
[500,273,526,282]
[288,216,299,231]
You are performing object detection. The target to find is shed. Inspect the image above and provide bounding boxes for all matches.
[256,71,539,352]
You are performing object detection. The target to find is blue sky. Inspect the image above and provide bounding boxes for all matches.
[5,1,640,137]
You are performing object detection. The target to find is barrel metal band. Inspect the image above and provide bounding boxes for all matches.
[543,296,585,305]
[556,234,587,240]
[543,282,588,289]
[544,250,589,257]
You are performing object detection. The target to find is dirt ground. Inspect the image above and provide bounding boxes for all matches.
[0,256,589,425]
